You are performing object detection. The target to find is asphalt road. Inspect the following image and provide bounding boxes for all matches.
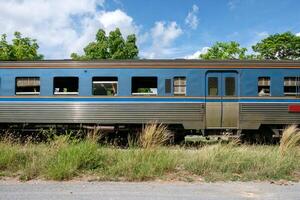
[0,181,299,200]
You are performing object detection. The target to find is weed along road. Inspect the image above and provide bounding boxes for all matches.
[0,181,299,200]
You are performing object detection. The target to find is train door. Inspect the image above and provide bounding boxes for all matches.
[205,71,239,129]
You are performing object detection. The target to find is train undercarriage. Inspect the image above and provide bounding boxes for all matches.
[0,122,288,144]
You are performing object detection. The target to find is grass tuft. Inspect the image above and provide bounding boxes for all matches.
[138,122,172,148]
[280,125,300,156]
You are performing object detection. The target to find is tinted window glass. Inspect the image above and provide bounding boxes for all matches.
[165,79,171,94]
[225,77,235,96]
[208,77,218,96]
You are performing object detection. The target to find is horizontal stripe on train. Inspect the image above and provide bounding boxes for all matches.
[0,97,300,103]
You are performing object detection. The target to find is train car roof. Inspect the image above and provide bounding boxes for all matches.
[1,59,300,68]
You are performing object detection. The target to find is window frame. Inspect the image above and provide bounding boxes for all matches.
[92,77,118,96]
[165,79,172,94]
[131,76,158,96]
[258,76,271,96]
[224,76,237,97]
[284,76,300,96]
[173,76,186,96]
[15,77,40,95]
[207,77,218,96]
[53,76,79,95]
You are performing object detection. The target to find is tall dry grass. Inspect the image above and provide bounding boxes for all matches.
[138,122,172,148]
[1,139,299,181]
[0,124,300,181]
[280,125,300,156]
[86,126,106,141]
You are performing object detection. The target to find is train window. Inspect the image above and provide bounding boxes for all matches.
[53,77,79,95]
[208,77,218,96]
[15,77,40,95]
[284,77,299,96]
[92,77,118,96]
[225,77,236,96]
[174,77,186,96]
[258,77,270,96]
[165,79,171,94]
[132,77,157,96]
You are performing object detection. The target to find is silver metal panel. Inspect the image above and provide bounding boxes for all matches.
[240,103,300,129]
[222,102,239,128]
[0,102,205,130]
[205,102,221,128]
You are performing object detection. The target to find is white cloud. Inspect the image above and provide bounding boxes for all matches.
[151,21,183,47]
[141,21,183,58]
[185,5,199,30]
[97,9,138,37]
[184,47,209,59]
[0,0,139,58]
[296,32,300,36]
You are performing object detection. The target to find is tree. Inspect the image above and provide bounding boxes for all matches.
[0,32,43,61]
[252,32,300,60]
[124,34,139,59]
[71,28,139,60]
[199,41,247,60]
[0,34,11,60]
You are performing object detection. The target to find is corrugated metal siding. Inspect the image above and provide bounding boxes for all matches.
[0,102,204,129]
[240,103,300,127]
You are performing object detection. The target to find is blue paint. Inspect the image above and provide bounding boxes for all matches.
[1,67,300,98]
[0,97,203,103]
[0,97,300,103]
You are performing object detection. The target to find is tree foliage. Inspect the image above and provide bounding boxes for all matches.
[71,28,139,60]
[0,32,43,61]
[252,32,300,60]
[199,41,248,60]
[199,32,300,60]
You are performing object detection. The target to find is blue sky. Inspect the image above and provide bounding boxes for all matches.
[0,0,299,59]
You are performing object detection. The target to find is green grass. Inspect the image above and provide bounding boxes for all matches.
[0,137,299,182]
[183,144,299,181]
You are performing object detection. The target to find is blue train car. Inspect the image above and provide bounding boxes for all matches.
[0,60,300,136]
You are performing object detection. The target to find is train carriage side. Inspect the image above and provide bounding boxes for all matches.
[205,65,300,133]
[0,63,206,130]
[238,67,300,131]
[1,60,300,135]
